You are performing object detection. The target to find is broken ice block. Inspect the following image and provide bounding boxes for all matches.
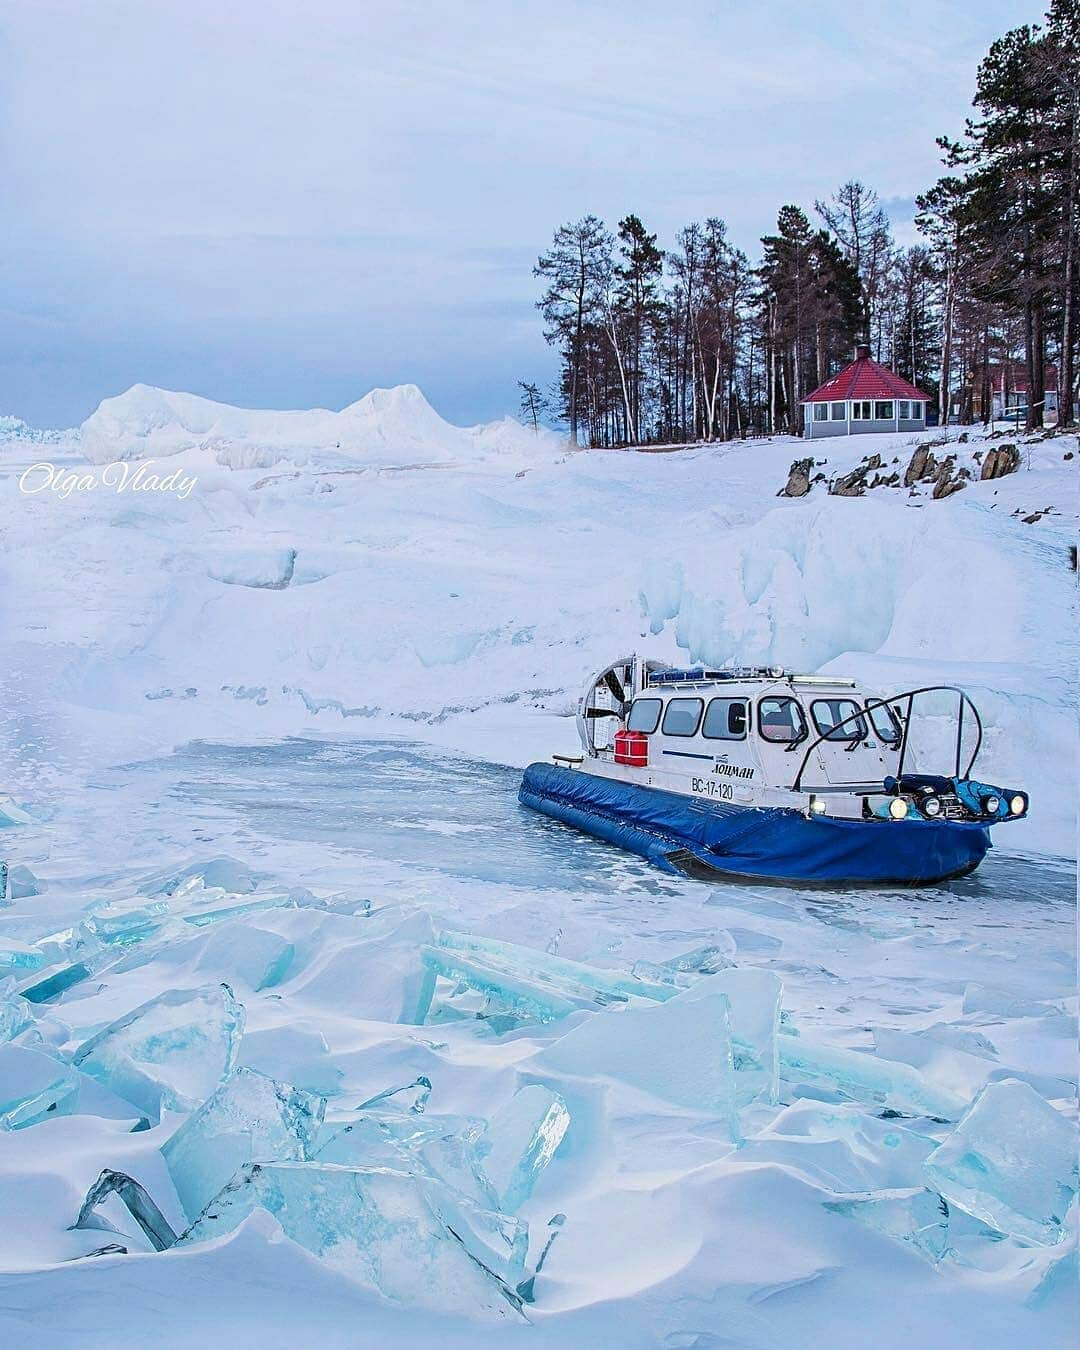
[0,939,46,975]
[163,1067,326,1221]
[778,1034,966,1121]
[0,795,33,826]
[19,961,94,1004]
[435,930,675,1004]
[535,984,740,1138]
[181,1162,525,1321]
[0,1043,78,1128]
[316,1110,492,1207]
[923,1079,1077,1245]
[141,856,257,897]
[473,1085,570,1212]
[662,939,736,973]
[824,1187,950,1262]
[0,983,30,1043]
[355,1075,431,1114]
[7,864,44,898]
[81,895,173,946]
[73,983,244,1117]
[680,969,781,1105]
[419,946,592,1026]
[72,1169,179,1252]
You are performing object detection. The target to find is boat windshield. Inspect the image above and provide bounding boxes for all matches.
[866,700,903,746]
[758,697,807,743]
[812,698,867,741]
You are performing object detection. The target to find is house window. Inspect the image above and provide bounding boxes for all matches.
[898,400,910,419]
[813,403,828,421]
[831,402,846,420]
[851,401,871,420]
[874,401,894,420]
[911,402,923,420]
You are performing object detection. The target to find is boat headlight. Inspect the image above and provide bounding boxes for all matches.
[889,798,909,820]
[982,794,1001,816]
[923,795,942,818]
[1009,793,1027,816]
[809,794,827,816]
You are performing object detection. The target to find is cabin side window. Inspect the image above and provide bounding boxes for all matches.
[661,697,703,737]
[866,700,902,746]
[757,697,807,743]
[626,697,662,733]
[811,698,866,741]
[702,698,748,740]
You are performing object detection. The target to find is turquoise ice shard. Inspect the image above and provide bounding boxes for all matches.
[418,928,677,1028]
[474,1085,570,1212]
[72,983,244,1118]
[534,984,740,1139]
[434,930,676,1004]
[0,939,46,975]
[181,1162,526,1321]
[316,1110,492,1207]
[0,1043,78,1129]
[162,1067,326,1222]
[778,1033,967,1121]
[923,1079,1077,1245]
[80,895,174,946]
[823,1187,950,1262]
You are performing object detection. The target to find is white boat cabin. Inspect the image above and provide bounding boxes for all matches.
[574,661,907,820]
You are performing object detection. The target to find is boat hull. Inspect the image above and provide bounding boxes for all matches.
[519,761,991,886]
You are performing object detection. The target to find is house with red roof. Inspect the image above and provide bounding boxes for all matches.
[801,345,931,440]
[989,362,1058,421]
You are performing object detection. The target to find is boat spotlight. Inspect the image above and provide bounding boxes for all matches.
[809,794,827,815]
[1009,793,1027,816]
[982,794,1001,816]
[889,798,909,820]
[922,795,942,817]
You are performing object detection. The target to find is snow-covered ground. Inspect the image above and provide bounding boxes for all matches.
[0,388,1076,1347]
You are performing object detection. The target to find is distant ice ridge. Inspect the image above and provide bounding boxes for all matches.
[78,382,563,467]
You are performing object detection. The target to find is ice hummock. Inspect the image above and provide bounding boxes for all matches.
[72,983,244,1117]
[163,1067,326,1222]
[923,1079,1077,1245]
[180,1161,526,1320]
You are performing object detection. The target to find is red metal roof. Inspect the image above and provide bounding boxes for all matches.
[803,349,931,404]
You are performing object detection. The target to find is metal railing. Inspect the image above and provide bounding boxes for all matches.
[791,685,984,793]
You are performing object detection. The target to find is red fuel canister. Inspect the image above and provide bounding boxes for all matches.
[613,729,649,767]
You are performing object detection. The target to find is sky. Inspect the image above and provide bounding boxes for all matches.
[0,0,1049,430]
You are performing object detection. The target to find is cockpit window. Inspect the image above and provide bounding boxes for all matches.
[866,700,902,746]
[661,698,704,737]
[812,698,867,742]
[626,698,661,733]
[702,698,748,740]
[757,697,807,743]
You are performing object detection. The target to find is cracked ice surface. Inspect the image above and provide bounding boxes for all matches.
[0,733,1074,1348]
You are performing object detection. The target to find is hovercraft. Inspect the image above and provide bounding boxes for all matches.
[519,656,1028,886]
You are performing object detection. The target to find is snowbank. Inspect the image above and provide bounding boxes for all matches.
[78,382,565,469]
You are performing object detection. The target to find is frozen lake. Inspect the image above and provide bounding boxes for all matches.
[20,734,1073,1055]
